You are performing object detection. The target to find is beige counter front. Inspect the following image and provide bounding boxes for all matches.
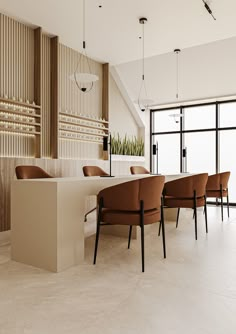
[11,174,187,272]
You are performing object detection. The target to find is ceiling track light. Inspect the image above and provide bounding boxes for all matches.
[70,0,99,93]
[135,17,154,112]
[202,0,216,21]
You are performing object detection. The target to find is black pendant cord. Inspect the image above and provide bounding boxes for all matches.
[72,0,97,93]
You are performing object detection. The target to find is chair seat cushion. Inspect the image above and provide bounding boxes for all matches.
[164,196,205,209]
[101,208,160,226]
[206,190,228,198]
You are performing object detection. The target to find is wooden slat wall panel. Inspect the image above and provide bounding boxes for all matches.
[41,34,51,158]
[34,27,42,158]
[0,14,34,105]
[58,44,103,159]
[0,14,35,157]
[0,157,145,231]
[50,36,59,158]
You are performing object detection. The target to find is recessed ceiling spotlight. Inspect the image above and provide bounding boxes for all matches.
[99,5,102,8]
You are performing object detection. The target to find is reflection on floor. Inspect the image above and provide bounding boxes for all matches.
[1,207,236,334]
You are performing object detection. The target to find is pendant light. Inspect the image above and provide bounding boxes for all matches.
[70,0,99,93]
[135,17,154,112]
[169,48,183,122]
[174,48,181,99]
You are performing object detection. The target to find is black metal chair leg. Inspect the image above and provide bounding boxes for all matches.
[158,221,161,236]
[204,196,208,234]
[161,199,166,258]
[93,220,101,265]
[227,191,230,218]
[194,191,197,240]
[128,225,132,249]
[140,201,145,273]
[93,198,103,265]
[220,185,223,221]
[84,207,96,222]
[176,208,180,228]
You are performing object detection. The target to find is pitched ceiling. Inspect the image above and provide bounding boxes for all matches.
[1,0,236,65]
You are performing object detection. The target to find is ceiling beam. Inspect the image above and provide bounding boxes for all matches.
[110,66,145,128]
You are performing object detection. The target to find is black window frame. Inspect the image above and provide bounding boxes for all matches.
[150,99,236,205]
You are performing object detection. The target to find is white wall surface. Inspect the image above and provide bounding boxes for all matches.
[109,74,140,139]
[116,36,236,106]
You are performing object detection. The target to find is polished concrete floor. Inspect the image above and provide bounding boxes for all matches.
[1,206,236,334]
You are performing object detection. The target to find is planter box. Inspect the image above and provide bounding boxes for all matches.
[112,155,145,162]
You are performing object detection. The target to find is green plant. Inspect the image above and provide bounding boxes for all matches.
[111,134,144,156]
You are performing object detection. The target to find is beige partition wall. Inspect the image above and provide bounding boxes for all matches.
[0,12,143,234]
[58,44,104,159]
[0,12,111,232]
[0,14,36,158]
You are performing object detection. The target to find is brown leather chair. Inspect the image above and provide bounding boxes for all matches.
[15,165,52,179]
[94,176,166,272]
[206,171,230,221]
[160,174,208,240]
[82,166,109,221]
[130,166,150,175]
[83,166,109,177]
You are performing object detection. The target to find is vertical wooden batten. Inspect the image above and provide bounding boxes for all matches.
[102,63,109,160]
[34,27,42,158]
[102,63,109,121]
[50,36,59,158]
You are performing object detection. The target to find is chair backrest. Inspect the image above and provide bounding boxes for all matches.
[83,166,108,177]
[15,165,52,179]
[130,166,150,175]
[164,173,208,198]
[206,171,230,191]
[98,176,165,211]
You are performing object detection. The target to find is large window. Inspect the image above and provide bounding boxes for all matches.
[184,105,215,130]
[152,134,180,174]
[184,132,215,175]
[153,108,181,133]
[151,100,236,204]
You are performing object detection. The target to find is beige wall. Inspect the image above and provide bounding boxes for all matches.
[109,74,140,139]
[0,12,146,232]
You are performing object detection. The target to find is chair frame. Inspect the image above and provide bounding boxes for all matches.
[94,196,166,273]
[83,165,108,222]
[130,166,150,175]
[206,172,230,221]
[159,175,208,240]
[15,165,52,179]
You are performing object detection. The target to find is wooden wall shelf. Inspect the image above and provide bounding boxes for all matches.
[59,111,109,145]
[60,111,109,124]
[0,126,40,135]
[0,98,41,143]
[0,97,41,109]
[0,108,41,118]
[60,135,103,144]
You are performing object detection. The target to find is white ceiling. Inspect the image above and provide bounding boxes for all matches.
[1,0,236,65]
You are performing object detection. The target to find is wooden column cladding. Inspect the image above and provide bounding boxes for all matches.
[50,36,59,158]
[102,63,109,160]
[34,27,42,158]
